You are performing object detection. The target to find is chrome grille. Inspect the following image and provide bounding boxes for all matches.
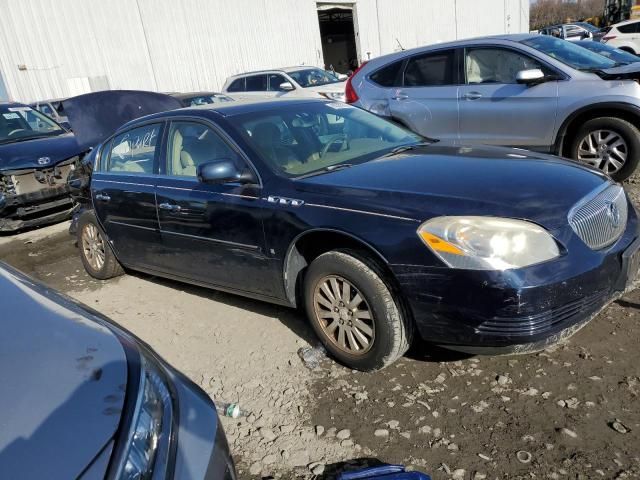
[568,183,627,250]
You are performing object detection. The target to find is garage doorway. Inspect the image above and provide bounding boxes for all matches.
[317,4,358,75]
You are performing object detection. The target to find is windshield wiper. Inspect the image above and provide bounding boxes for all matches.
[382,141,434,157]
[295,163,355,179]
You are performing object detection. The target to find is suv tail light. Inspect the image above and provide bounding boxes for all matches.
[345,62,367,104]
[602,35,617,42]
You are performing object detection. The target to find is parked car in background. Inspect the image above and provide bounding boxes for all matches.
[0,262,236,480]
[68,93,639,371]
[0,102,81,231]
[29,98,69,127]
[348,34,640,181]
[539,22,602,42]
[576,39,640,63]
[170,91,234,107]
[601,18,640,53]
[222,67,347,102]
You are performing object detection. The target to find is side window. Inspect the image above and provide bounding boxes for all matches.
[39,104,54,117]
[618,21,640,34]
[106,124,160,174]
[404,50,455,87]
[227,78,245,92]
[370,60,404,87]
[245,75,268,92]
[166,121,243,177]
[268,74,288,91]
[465,48,544,85]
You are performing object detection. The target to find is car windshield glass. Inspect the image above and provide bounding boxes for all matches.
[288,68,342,88]
[575,22,599,33]
[229,102,426,178]
[185,94,234,106]
[0,105,64,144]
[575,40,640,64]
[522,35,618,70]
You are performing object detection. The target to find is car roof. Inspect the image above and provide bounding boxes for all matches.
[613,18,640,27]
[29,97,66,104]
[0,102,28,109]
[170,91,227,99]
[226,66,321,79]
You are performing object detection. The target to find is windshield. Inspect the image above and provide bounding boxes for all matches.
[522,36,618,70]
[184,94,234,106]
[576,40,640,64]
[288,68,343,88]
[0,105,64,144]
[575,22,599,33]
[229,102,425,178]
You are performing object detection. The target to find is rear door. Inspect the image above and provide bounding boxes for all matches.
[386,48,460,142]
[232,74,271,100]
[154,119,278,297]
[91,122,164,269]
[458,46,559,150]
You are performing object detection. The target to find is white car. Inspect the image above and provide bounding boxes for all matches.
[222,67,347,102]
[602,19,640,54]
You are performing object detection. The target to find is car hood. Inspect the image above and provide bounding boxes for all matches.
[304,81,346,94]
[0,264,128,479]
[296,144,609,230]
[0,133,83,172]
[597,62,640,79]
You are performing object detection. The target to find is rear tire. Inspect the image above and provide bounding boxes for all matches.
[77,211,124,280]
[569,117,640,182]
[303,249,412,371]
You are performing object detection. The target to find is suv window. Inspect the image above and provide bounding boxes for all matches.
[465,48,544,84]
[166,121,243,177]
[227,78,245,92]
[268,74,289,91]
[245,75,268,91]
[404,50,455,87]
[370,60,404,87]
[105,124,160,174]
[39,104,55,117]
[618,21,640,34]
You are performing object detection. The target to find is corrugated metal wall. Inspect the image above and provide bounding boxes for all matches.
[0,0,528,102]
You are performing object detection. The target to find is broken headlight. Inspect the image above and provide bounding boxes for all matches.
[418,216,560,271]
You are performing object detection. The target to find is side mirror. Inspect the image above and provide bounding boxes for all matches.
[197,160,254,185]
[516,69,546,85]
[336,73,348,81]
[279,81,295,91]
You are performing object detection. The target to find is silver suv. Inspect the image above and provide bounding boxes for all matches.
[348,34,640,181]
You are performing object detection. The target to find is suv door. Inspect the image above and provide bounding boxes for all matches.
[268,73,294,97]
[91,122,163,269]
[458,46,559,150]
[386,48,459,142]
[154,120,278,296]
[238,74,270,100]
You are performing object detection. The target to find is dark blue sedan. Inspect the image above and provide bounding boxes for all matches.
[0,102,84,231]
[71,97,640,371]
[0,262,236,479]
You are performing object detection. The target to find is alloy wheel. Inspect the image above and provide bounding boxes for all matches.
[313,275,375,354]
[81,223,106,271]
[576,129,628,175]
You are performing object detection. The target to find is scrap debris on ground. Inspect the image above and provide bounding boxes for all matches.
[2,182,640,479]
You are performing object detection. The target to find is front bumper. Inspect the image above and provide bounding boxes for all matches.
[393,216,640,353]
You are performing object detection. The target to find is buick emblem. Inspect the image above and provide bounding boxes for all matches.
[606,201,621,228]
[37,157,51,165]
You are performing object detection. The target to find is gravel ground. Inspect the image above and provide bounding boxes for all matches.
[2,182,640,479]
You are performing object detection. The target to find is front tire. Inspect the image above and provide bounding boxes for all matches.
[569,117,640,181]
[77,211,124,280]
[303,250,412,371]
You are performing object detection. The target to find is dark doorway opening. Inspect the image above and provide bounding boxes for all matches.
[317,8,358,75]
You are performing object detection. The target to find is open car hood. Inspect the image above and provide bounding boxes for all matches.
[62,90,182,151]
[596,63,640,80]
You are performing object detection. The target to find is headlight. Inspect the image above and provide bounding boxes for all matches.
[418,216,560,270]
[115,354,174,480]
[319,91,346,102]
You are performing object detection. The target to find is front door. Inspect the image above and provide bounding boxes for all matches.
[91,122,163,269]
[387,48,460,142]
[458,47,559,150]
[154,120,278,297]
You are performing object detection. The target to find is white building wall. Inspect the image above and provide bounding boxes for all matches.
[0,0,529,103]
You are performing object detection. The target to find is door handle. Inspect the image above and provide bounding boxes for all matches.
[159,202,181,212]
[462,92,483,100]
[392,93,409,101]
[95,193,111,202]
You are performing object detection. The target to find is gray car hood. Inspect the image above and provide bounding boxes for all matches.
[0,265,127,479]
[597,62,640,79]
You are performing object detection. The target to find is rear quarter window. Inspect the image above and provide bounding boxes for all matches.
[370,60,404,87]
[227,78,245,92]
[618,22,640,34]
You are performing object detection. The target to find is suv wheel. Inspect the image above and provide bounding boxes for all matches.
[570,117,640,181]
[78,211,124,280]
[303,249,412,371]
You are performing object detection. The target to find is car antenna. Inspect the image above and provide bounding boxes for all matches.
[396,38,405,51]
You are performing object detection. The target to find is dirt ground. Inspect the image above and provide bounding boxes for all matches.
[2,184,640,479]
